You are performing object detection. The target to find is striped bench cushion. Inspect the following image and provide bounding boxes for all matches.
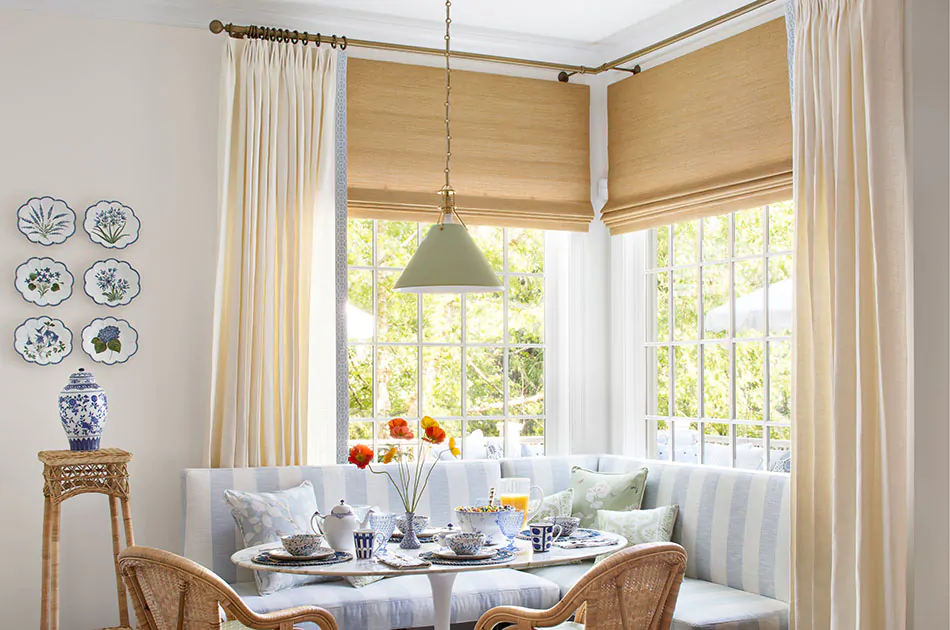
[182,460,500,584]
[499,455,600,495]
[597,456,790,602]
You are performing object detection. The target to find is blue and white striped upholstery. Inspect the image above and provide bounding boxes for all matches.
[499,455,599,495]
[232,568,559,630]
[671,578,789,630]
[597,456,790,603]
[181,460,500,584]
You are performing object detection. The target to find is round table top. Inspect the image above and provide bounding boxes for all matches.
[231,533,628,577]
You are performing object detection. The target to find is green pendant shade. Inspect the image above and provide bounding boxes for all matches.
[394,223,503,293]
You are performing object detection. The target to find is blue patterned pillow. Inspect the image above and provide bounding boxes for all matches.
[224,481,335,595]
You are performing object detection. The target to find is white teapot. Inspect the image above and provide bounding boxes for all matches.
[311,500,375,552]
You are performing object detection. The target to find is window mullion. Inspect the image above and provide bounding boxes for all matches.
[763,205,772,469]
[667,227,675,461]
[697,220,705,466]
[729,212,738,468]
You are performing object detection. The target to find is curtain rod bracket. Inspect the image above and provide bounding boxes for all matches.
[611,65,642,75]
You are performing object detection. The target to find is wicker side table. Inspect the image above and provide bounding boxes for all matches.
[39,448,136,630]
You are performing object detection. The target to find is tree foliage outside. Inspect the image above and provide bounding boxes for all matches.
[347,219,545,460]
[649,202,794,469]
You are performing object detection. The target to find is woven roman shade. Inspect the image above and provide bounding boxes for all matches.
[603,18,792,235]
[347,58,592,231]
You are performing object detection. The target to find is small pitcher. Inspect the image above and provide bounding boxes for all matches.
[495,477,543,527]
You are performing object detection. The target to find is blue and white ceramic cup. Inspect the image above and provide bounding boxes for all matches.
[354,529,376,560]
[529,521,563,552]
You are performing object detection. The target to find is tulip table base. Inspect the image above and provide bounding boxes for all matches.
[426,572,457,630]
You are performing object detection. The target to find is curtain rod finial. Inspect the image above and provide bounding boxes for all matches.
[209,19,226,34]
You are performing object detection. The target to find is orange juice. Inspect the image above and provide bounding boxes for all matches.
[499,494,530,526]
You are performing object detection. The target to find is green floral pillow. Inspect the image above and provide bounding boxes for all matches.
[594,505,678,564]
[534,488,574,522]
[569,466,648,528]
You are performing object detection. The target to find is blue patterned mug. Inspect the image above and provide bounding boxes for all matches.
[529,521,563,552]
[353,529,376,560]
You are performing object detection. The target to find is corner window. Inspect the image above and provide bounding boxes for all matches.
[646,202,793,470]
[346,219,546,460]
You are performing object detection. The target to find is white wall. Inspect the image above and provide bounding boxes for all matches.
[0,9,219,628]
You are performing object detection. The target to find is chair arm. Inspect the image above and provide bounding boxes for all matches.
[226,603,339,630]
[474,604,577,630]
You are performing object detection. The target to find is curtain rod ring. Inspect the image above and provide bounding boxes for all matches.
[316,33,322,46]
[291,30,299,44]
[302,31,309,45]
[340,36,348,50]
[331,34,338,48]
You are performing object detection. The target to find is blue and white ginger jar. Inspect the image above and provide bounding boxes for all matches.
[58,368,108,451]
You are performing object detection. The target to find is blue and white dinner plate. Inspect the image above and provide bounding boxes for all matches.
[420,549,515,567]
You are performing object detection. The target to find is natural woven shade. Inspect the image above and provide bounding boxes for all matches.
[603,18,792,235]
[348,58,593,231]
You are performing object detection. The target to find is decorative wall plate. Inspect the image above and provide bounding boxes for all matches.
[14,257,73,306]
[81,317,138,364]
[83,259,141,306]
[17,197,75,245]
[14,317,72,365]
[84,200,140,249]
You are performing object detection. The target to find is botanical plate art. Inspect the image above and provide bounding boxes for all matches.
[14,257,73,306]
[81,317,139,365]
[83,259,141,306]
[17,197,76,245]
[14,317,72,365]
[83,200,140,249]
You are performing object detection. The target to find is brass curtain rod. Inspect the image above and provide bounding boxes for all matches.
[208,0,778,82]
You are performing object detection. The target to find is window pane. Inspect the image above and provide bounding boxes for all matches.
[378,221,418,268]
[422,346,461,416]
[769,200,794,252]
[347,345,373,418]
[347,219,373,266]
[703,342,730,419]
[466,347,505,416]
[734,206,764,256]
[702,263,730,339]
[422,294,461,343]
[463,419,501,460]
[703,214,730,262]
[377,346,418,417]
[768,255,792,336]
[377,418,420,456]
[428,420,462,459]
[507,229,544,274]
[470,226,504,272]
[735,341,764,421]
[736,424,765,470]
[509,276,544,344]
[672,420,700,463]
[703,422,732,467]
[655,346,670,416]
[653,272,670,342]
[769,426,791,472]
[655,225,670,268]
[769,340,792,423]
[673,220,699,266]
[348,269,374,341]
[466,292,503,343]
[656,419,671,461]
[517,418,545,457]
[377,271,418,342]
[673,268,698,341]
[509,348,544,415]
[734,259,765,338]
[673,345,698,418]
[348,421,374,448]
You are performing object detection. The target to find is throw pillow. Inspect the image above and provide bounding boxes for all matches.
[569,466,648,528]
[594,505,678,564]
[534,488,574,522]
[224,481,334,595]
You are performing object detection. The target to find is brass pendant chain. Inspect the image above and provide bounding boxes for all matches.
[439,0,464,227]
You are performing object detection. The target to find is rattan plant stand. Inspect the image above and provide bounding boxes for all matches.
[39,448,136,630]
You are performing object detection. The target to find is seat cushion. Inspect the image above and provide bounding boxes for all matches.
[234,568,560,630]
[523,561,593,596]
[671,578,789,630]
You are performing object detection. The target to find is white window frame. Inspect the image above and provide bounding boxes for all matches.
[346,219,547,459]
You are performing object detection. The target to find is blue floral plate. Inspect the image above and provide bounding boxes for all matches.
[420,548,515,566]
[253,550,352,567]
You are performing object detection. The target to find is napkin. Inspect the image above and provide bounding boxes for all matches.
[376,553,432,569]
[553,537,621,550]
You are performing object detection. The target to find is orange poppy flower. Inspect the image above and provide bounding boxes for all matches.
[388,418,415,440]
[348,444,374,469]
[423,423,446,445]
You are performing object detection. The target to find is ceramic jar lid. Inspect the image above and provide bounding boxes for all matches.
[61,367,103,392]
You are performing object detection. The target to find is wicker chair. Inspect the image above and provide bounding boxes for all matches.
[475,542,687,630]
[118,546,338,630]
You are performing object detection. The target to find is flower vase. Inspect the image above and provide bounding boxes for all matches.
[58,368,108,451]
[400,511,422,550]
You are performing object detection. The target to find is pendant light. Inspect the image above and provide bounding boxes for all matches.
[394,0,503,294]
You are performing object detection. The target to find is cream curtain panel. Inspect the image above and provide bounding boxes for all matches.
[791,0,909,628]
[208,39,342,468]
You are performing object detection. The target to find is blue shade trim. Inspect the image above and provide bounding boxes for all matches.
[785,0,796,105]
[335,49,350,464]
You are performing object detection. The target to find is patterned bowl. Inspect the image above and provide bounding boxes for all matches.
[396,514,430,535]
[445,532,485,556]
[552,516,581,538]
[455,506,515,545]
[280,533,325,557]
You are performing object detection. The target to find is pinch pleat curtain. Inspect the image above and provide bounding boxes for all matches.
[209,39,340,468]
[791,0,909,628]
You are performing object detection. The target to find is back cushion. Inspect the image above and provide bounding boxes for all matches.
[598,455,789,602]
[500,455,600,495]
[182,460,500,584]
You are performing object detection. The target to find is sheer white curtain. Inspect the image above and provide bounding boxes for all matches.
[208,38,342,467]
[791,0,910,628]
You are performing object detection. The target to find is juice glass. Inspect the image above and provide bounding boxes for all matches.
[495,477,543,527]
